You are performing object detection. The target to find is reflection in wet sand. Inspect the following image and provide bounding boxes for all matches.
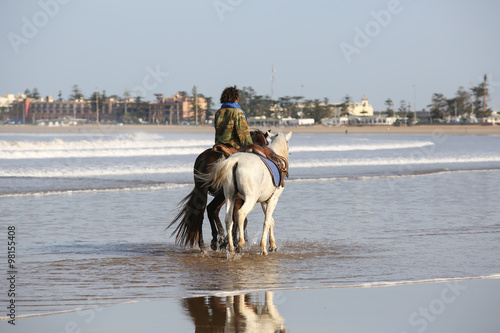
[181,291,285,332]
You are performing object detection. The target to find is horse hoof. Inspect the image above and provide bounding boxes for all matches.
[210,240,218,251]
[269,247,278,253]
[218,240,228,251]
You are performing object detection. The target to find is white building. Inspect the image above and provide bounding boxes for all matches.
[330,94,374,117]
[348,94,374,116]
[0,93,25,108]
[322,115,396,126]
[480,111,499,124]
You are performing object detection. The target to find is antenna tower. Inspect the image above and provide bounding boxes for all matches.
[271,66,276,100]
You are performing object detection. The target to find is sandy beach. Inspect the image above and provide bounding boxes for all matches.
[1,123,499,135]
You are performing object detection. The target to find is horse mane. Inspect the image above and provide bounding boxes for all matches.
[250,129,269,147]
[268,132,290,159]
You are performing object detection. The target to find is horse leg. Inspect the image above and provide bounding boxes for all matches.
[260,197,279,255]
[207,191,226,250]
[243,217,248,242]
[232,197,245,247]
[268,216,277,252]
[225,197,236,254]
[236,198,255,252]
[261,202,277,252]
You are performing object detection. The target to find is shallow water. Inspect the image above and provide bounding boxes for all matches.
[1,131,499,317]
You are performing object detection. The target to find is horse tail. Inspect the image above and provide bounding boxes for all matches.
[209,157,239,191]
[167,185,207,247]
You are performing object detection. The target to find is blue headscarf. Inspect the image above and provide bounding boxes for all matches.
[221,102,247,120]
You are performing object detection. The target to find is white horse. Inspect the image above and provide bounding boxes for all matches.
[205,131,292,255]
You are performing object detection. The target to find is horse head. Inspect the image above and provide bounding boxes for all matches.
[250,129,269,147]
[268,131,292,159]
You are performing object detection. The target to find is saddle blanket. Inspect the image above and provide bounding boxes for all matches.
[255,154,281,187]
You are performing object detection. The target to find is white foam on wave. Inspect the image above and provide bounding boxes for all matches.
[0,164,193,178]
[0,146,208,159]
[0,138,213,150]
[0,137,213,159]
[291,155,500,168]
[3,156,500,178]
[0,139,434,159]
[0,183,189,198]
[202,274,500,299]
[291,140,435,152]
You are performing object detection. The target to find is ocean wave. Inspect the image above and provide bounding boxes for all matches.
[0,146,209,159]
[2,155,500,178]
[0,138,213,150]
[0,183,189,198]
[0,139,434,159]
[0,164,193,177]
[289,168,500,182]
[291,140,434,152]
[291,155,500,168]
[0,137,214,159]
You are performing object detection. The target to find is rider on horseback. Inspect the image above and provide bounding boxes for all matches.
[214,85,253,150]
[214,85,288,187]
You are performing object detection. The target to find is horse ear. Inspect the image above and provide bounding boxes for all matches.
[285,131,292,141]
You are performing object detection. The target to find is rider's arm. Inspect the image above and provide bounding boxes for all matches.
[236,110,253,147]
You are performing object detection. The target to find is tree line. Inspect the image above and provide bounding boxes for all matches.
[383,75,492,122]
[21,85,335,123]
[236,86,333,122]
[19,75,494,123]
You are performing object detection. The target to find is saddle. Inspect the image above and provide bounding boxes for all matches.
[212,143,288,187]
[212,143,239,156]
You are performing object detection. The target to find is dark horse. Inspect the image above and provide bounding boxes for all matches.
[167,130,269,251]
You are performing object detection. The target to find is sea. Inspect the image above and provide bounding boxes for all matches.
[1,128,499,320]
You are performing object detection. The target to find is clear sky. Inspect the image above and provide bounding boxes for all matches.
[1,0,499,111]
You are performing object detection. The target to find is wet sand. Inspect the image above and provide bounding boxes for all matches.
[5,277,499,333]
[1,123,499,135]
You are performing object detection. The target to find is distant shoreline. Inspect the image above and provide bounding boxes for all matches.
[1,124,499,135]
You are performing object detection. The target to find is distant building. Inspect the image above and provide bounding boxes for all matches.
[248,116,280,127]
[321,95,382,125]
[0,94,19,108]
[321,115,395,126]
[21,96,120,123]
[282,117,315,126]
[149,93,207,125]
[7,93,207,124]
[330,94,374,117]
[1,93,25,121]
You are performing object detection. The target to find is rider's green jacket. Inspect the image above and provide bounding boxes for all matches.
[214,105,253,149]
